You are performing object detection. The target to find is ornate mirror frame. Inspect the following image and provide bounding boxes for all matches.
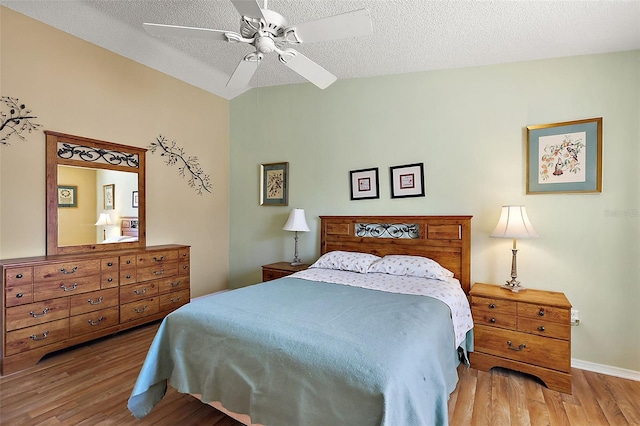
[45,131,146,255]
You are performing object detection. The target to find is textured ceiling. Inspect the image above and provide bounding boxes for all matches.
[3,0,640,100]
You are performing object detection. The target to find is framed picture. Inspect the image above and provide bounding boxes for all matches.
[260,162,288,206]
[57,185,77,208]
[527,117,602,194]
[390,163,425,198]
[350,167,379,200]
[103,184,115,210]
[132,191,139,208]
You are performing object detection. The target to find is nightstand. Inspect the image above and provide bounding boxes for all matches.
[469,282,572,394]
[261,262,310,282]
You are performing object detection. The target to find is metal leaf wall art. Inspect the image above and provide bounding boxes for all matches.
[0,96,42,145]
[148,135,212,195]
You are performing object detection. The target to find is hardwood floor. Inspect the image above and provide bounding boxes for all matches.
[0,322,638,425]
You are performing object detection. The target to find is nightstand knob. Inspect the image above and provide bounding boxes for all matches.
[538,326,545,331]
[538,308,545,316]
[490,318,496,323]
[489,303,496,309]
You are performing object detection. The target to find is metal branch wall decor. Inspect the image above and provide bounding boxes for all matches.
[0,96,42,145]
[148,135,212,195]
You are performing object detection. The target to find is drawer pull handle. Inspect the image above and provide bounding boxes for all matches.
[88,297,103,305]
[153,256,165,262]
[126,260,132,264]
[171,296,182,303]
[170,280,181,288]
[538,309,545,316]
[489,303,496,309]
[134,288,147,295]
[107,262,113,267]
[538,326,545,332]
[60,283,78,292]
[153,269,164,276]
[60,266,78,274]
[135,305,148,313]
[126,274,132,279]
[16,273,24,279]
[490,318,496,323]
[507,341,526,351]
[30,308,50,318]
[30,331,49,341]
[107,277,113,282]
[182,265,188,270]
[16,293,24,298]
[182,253,187,257]
[88,316,104,326]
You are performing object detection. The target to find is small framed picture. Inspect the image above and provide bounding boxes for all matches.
[57,185,77,208]
[350,167,379,200]
[390,163,425,198]
[527,117,603,194]
[103,184,115,210]
[132,191,139,208]
[260,162,288,206]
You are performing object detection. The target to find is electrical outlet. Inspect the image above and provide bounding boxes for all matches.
[571,309,580,326]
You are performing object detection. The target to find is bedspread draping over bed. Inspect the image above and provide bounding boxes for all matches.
[128,277,472,425]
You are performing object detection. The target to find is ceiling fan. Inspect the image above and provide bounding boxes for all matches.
[143,0,373,90]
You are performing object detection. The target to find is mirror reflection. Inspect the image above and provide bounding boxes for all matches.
[57,165,138,246]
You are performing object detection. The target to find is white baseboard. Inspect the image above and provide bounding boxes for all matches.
[572,358,640,381]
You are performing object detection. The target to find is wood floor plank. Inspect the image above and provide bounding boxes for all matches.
[1,321,638,426]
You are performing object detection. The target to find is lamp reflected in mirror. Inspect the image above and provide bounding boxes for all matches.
[95,213,113,241]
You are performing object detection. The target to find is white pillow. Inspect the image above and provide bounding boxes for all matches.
[367,255,454,281]
[309,251,381,274]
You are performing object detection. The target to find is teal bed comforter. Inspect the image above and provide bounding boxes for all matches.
[128,277,470,425]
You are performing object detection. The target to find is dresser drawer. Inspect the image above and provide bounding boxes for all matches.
[33,276,101,301]
[474,324,570,372]
[178,260,190,276]
[158,276,190,294]
[120,297,160,323]
[137,262,179,282]
[178,248,190,261]
[101,273,118,289]
[5,318,70,356]
[69,287,119,316]
[101,257,119,272]
[5,283,34,307]
[70,306,119,337]
[120,255,137,269]
[159,289,190,312]
[472,310,516,329]
[137,250,179,266]
[120,282,159,304]
[34,259,101,281]
[517,317,571,340]
[5,267,33,286]
[120,268,137,285]
[518,302,570,324]
[471,296,517,316]
[6,298,70,331]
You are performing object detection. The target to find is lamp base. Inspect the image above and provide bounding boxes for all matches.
[502,279,525,293]
[290,261,304,266]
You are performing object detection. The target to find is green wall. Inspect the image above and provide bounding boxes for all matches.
[230,51,640,372]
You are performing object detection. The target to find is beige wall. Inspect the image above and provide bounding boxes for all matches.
[0,7,230,297]
[229,51,640,372]
[57,166,97,246]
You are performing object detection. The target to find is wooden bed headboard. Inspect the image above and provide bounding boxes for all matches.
[319,215,472,294]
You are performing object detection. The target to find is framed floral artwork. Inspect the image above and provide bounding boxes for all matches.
[527,117,602,194]
[103,184,115,210]
[390,163,425,198]
[57,185,77,208]
[350,167,379,200]
[260,162,288,206]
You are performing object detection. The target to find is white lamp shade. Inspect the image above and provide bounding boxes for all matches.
[95,213,113,226]
[490,205,539,239]
[283,208,310,232]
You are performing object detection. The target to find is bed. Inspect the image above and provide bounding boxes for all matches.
[128,215,473,425]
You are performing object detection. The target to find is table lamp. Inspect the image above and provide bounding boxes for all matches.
[95,213,113,240]
[283,208,310,266]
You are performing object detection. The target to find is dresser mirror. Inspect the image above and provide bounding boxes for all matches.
[45,131,146,255]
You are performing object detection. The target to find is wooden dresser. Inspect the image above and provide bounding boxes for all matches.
[261,262,309,282]
[1,244,190,375]
[469,282,572,394]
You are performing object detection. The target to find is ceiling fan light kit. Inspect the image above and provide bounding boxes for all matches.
[143,0,372,90]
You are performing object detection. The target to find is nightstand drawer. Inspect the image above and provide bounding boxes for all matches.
[472,310,516,329]
[474,325,570,372]
[517,317,570,340]
[518,302,570,324]
[263,269,291,281]
[471,296,516,316]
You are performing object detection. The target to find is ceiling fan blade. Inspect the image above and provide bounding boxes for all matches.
[143,22,232,42]
[230,0,266,21]
[280,50,337,89]
[226,55,260,88]
[289,9,372,44]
